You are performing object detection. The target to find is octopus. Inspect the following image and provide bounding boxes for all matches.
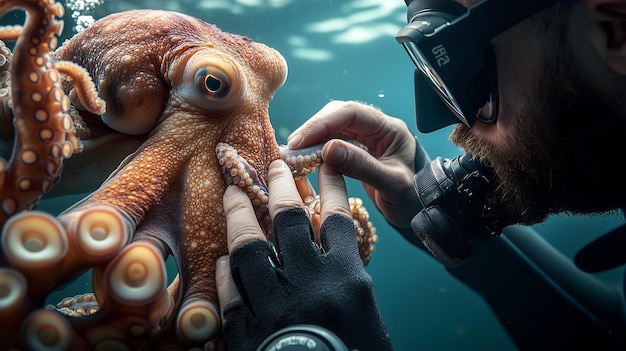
[0,1,377,350]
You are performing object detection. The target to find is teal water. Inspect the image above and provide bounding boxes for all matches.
[4,1,625,350]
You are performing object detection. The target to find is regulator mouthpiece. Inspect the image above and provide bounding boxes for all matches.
[411,154,501,267]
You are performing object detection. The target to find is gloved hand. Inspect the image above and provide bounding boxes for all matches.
[216,160,392,351]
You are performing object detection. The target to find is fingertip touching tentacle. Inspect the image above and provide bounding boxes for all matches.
[280,143,323,178]
[217,142,271,234]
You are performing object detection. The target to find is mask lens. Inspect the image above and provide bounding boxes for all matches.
[400,39,470,126]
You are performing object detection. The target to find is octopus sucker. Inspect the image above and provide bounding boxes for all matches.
[52,292,99,317]
[0,3,378,348]
[103,240,167,305]
[61,203,132,261]
[0,267,27,315]
[176,297,220,342]
[1,210,67,269]
[280,143,324,178]
[0,25,22,42]
[22,309,74,351]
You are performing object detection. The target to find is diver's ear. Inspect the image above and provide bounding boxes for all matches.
[582,0,626,75]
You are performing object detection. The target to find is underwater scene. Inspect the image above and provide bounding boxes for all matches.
[1,0,624,350]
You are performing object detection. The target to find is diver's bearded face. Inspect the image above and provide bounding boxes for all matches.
[450,13,626,226]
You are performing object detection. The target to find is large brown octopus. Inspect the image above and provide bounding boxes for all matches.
[0,1,377,349]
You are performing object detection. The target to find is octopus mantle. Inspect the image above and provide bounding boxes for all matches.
[0,2,377,350]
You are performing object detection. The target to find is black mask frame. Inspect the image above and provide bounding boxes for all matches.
[396,0,562,133]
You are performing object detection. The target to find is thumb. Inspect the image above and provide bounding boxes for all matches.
[322,139,411,194]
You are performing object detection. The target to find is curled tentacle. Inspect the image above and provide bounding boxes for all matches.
[38,236,176,349]
[282,142,377,264]
[0,204,132,298]
[53,61,105,116]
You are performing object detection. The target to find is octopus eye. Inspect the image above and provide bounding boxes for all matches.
[195,67,231,99]
[181,56,246,111]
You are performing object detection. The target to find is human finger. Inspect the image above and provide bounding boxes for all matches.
[267,159,305,217]
[316,164,361,261]
[321,139,414,196]
[223,185,265,253]
[317,163,351,224]
[321,139,422,229]
[215,255,241,319]
[287,100,393,151]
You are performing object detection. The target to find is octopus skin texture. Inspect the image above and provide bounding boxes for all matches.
[0,2,378,350]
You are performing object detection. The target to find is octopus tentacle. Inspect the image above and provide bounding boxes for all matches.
[0,0,103,225]
[217,142,271,234]
[281,143,323,178]
[350,197,377,265]
[0,267,27,317]
[70,237,176,346]
[51,293,100,317]
[0,25,21,41]
[0,41,12,157]
[53,60,105,115]
[21,309,74,351]
[102,239,167,305]
[58,203,132,262]
[0,267,34,350]
[176,297,220,342]
[0,203,132,302]
[2,211,68,269]
[282,143,378,264]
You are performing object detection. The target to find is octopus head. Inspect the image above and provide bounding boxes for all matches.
[168,22,288,119]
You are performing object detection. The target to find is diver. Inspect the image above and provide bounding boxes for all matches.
[216,0,626,350]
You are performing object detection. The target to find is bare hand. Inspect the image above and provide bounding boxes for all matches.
[287,100,428,231]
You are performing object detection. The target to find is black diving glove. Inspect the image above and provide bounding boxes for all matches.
[221,207,392,351]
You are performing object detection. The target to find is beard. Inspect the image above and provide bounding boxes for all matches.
[450,21,626,226]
